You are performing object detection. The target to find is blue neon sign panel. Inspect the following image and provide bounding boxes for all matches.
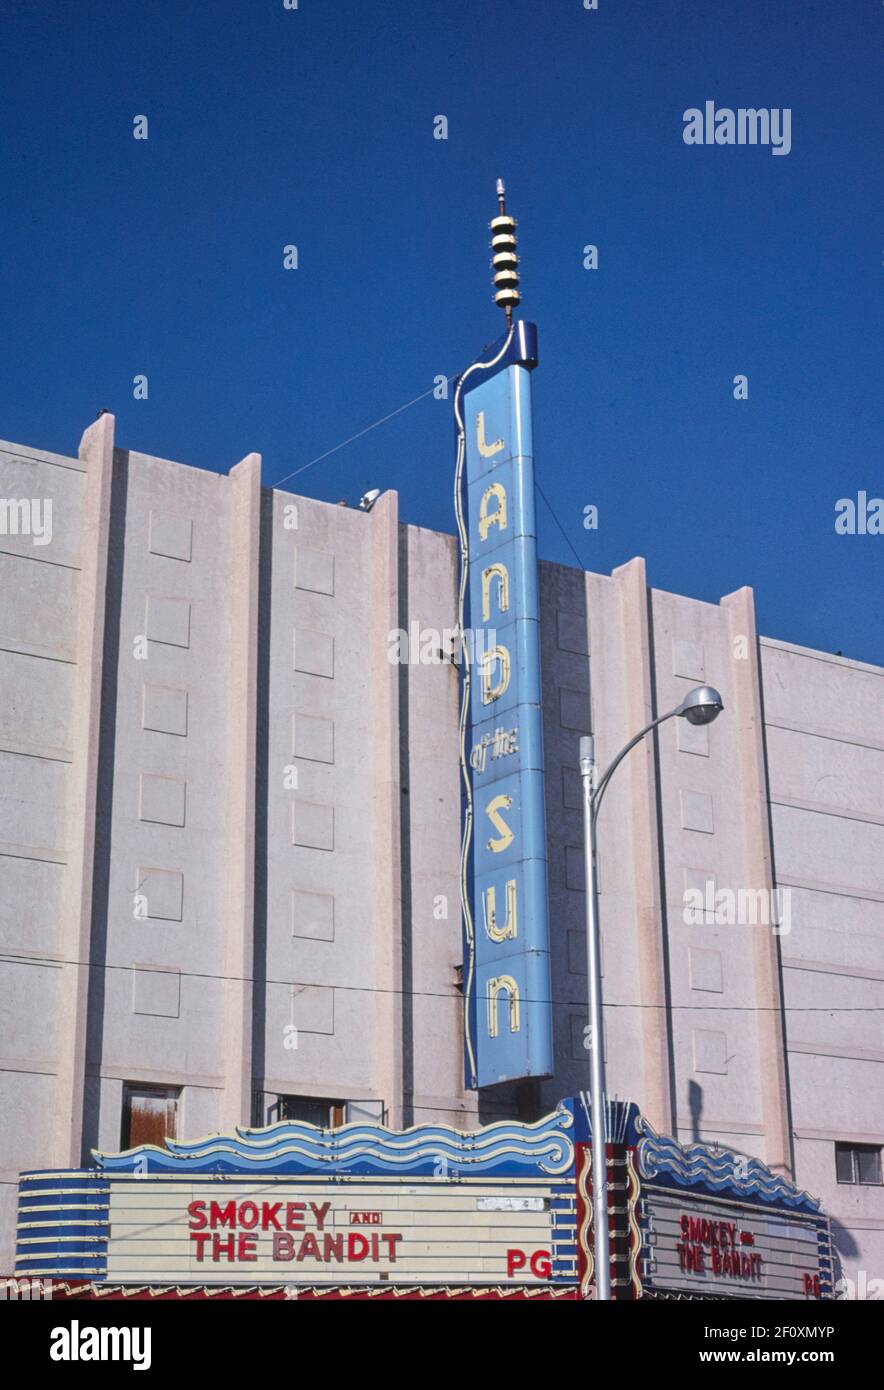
[456,323,553,1089]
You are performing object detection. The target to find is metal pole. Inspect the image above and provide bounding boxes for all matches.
[579,734,611,1301]
[576,696,721,1298]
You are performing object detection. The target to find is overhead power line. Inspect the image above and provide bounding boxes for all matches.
[0,951,877,1014]
[271,373,459,490]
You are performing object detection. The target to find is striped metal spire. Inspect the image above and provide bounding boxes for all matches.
[490,178,520,326]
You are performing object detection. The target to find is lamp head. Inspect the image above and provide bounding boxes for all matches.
[677,686,724,726]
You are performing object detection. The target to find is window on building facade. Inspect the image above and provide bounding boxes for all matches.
[835,1142,882,1186]
[121,1084,180,1150]
[269,1095,346,1128]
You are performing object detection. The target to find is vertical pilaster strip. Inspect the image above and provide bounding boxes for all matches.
[222,453,261,1130]
[57,413,115,1165]
[721,586,793,1177]
[370,492,404,1128]
[612,557,673,1135]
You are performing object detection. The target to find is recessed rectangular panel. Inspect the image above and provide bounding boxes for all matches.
[673,640,705,681]
[292,713,334,764]
[557,610,590,656]
[293,629,334,678]
[137,867,184,922]
[290,983,334,1035]
[145,596,191,649]
[689,946,724,993]
[294,546,335,596]
[291,889,335,941]
[677,719,709,757]
[132,966,181,1018]
[559,686,591,732]
[149,512,193,562]
[692,1027,728,1074]
[291,801,334,851]
[139,774,186,827]
[142,685,188,737]
[681,790,714,834]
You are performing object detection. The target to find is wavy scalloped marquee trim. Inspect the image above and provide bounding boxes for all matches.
[95,1106,576,1178]
[636,1119,820,1213]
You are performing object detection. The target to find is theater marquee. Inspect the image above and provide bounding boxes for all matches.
[15,1098,833,1299]
[636,1122,834,1300]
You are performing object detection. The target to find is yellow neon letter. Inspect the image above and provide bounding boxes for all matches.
[487,975,520,1037]
[481,562,509,622]
[476,411,504,459]
[485,794,514,853]
[481,644,510,704]
[483,880,517,942]
[478,483,507,541]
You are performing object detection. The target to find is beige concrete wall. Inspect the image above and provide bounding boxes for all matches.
[260,487,403,1122]
[762,638,884,1287]
[651,585,768,1160]
[0,434,92,1268]
[0,426,879,1289]
[89,445,241,1158]
[399,525,475,1127]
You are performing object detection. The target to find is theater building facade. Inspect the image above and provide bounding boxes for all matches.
[0,405,881,1295]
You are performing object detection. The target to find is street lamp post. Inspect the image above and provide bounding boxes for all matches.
[578,685,724,1301]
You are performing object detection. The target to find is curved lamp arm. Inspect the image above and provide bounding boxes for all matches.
[590,705,682,827]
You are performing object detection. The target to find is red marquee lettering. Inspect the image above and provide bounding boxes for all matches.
[209,1201,236,1228]
[309,1201,331,1231]
[273,1232,294,1261]
[286,1202,306,1231]
[506,1249,527,1278]
[261,1203,283,1230]
[238,1202,259,1229]
[530,1250,551,1279]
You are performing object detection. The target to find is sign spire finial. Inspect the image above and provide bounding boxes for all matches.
[490,179,520,328]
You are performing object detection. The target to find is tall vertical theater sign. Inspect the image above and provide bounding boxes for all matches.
[455,185,553,1089]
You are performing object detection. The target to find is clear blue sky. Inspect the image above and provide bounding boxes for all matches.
[1,0,881,662]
